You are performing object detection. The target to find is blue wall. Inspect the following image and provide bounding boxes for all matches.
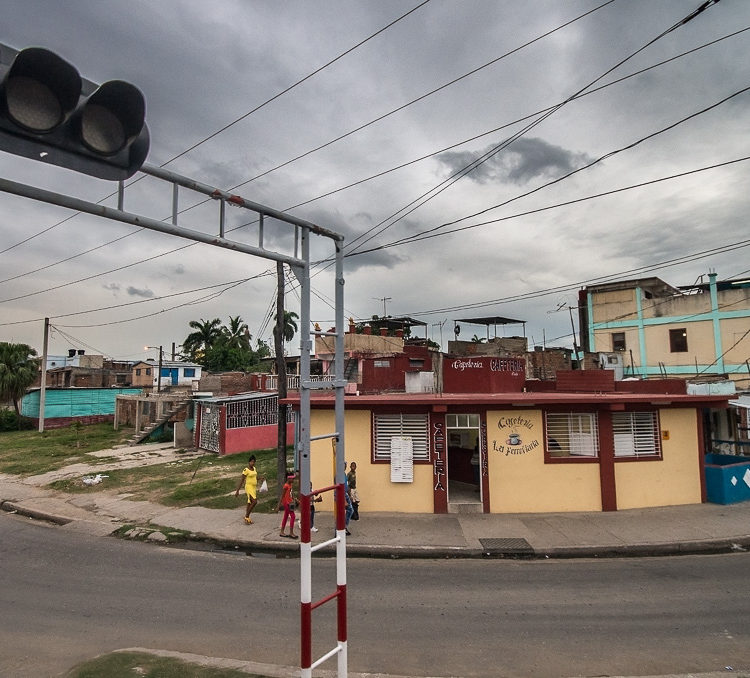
[21,388,142,418]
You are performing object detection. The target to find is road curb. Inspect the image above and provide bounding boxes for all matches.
[5,500,750,560]
[1,500,73,525]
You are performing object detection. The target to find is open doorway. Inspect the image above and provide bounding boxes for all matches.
[446,413,481,509]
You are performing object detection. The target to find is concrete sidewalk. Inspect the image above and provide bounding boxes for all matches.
[2,443,750,558]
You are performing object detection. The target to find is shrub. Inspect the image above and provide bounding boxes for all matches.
[0,409,34,432]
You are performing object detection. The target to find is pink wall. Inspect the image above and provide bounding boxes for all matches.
[222,422,296,455]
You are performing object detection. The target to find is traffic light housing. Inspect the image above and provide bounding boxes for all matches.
[0,43,149,180]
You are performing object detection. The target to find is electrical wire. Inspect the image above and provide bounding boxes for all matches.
[0,0,736,347]
[162,1,432,168]
[339,0,730,260]
[0,2,429,258]
[228,1,615,189]
[4,17,742,295]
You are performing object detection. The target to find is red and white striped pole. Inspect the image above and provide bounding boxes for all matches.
[300,483,347,678]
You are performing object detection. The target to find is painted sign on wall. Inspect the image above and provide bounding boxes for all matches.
[492,414,541,456]
[442,356,525,393]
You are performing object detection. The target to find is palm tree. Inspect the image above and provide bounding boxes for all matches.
[223,315,251,352]
[0,342,38,416]
[182,318,222,361]
[273,310,299,345]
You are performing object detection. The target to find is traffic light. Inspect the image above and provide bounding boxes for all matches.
[0,43,149,180]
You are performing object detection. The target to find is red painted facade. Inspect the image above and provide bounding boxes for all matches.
[359,345,433,393]
[442,355,526,393]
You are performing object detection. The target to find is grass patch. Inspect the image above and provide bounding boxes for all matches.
[65,650,268,677]
[0,423,132,476]
[47,444,289,512]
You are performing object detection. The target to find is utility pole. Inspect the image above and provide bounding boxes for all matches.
[38,317,49,433]
[431,319,447,350]
[147,345,163,391]
[568,306,580,369]
[275,261,288,499]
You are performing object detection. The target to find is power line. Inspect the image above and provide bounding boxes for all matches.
[4,17,741,295]
[162,1,432,168]
[349,154,750,258]
[269,24,750,219]
[0,272,275,328]
[0,2,428,258]
[222,1,616,190]
[340,0,730,259]
[0,0,735,338]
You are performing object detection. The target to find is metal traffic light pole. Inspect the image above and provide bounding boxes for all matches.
[0,41,348,677]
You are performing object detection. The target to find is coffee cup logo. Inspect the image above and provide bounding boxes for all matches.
[507,433,521,446]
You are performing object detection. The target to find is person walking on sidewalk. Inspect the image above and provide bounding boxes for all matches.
[347,461,360,521]
[278,471,298,539]
[234,455,265,524]
[339,463,354,536]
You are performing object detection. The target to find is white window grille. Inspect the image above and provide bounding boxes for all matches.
[545,412,599,457]
[613,411,661,457]
[225,396,294,429]
[374,413,429,461]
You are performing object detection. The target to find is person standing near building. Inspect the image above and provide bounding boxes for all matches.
[347,461,360,520]
[278,471,298,539]
[234,455,264,524]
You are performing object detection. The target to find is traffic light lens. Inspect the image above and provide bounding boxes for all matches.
[6,76,63,132]
[81,104,125,155]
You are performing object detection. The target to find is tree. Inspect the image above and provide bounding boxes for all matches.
[182,316,269,372]
[223,315,251,352]
[273,310,299,346]
[182,318,222,362]
[0,342,38,417]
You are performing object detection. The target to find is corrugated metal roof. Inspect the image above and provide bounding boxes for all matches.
[196,391,272,404]
[21,387,141,417]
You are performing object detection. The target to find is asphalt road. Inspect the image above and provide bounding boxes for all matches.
[2,512,749,678]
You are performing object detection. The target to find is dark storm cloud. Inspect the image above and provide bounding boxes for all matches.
[126,286,154,298]
[437,137,594,185]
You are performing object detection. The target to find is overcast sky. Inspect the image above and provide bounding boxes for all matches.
[1,0,749,362]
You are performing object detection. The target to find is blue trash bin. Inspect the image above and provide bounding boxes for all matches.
[704,453,750,504]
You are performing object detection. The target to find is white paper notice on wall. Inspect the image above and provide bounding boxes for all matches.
[390,436,414,483]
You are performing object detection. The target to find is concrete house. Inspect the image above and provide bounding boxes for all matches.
[286,365,730,516]
[578,272,750,383]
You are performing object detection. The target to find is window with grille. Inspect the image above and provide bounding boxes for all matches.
[545,412,599,458]
[374,413,430,461]
[613,411,661,457]
[612,332,626,351]
[226,396,293,429]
